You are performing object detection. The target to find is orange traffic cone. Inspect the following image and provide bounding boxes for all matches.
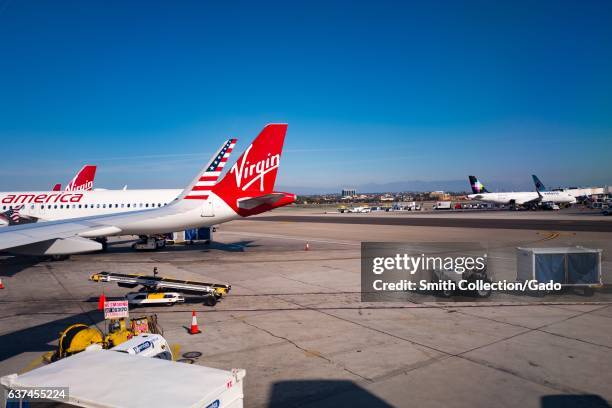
[97,293,106,311]
[189,310,201,334]
[0,278,4,289]
[305,242,310,251]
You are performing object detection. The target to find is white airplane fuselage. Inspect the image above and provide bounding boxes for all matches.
[468,191,576,206]
[0,189,244,235]
[1,189,182,224]
[1,188,291,236]
[76,193,241,237]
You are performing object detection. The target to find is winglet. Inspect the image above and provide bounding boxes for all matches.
[178,138,237,201]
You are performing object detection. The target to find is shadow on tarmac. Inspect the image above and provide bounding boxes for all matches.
[541,395,610,408]
[0,255,42,277]
[103,240,259,254]
[268,380,393,407]
[0,310,104,363]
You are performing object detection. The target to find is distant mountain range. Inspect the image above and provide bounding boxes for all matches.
[277,180,470,195]
[277,179,569,195]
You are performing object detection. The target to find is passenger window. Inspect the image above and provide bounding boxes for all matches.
[127,204,130,208]
[54,205,57,209]
[78,205,82,209]
[97,204,100,208]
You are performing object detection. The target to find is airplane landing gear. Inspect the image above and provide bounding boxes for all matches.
[95,237,108,252]
[132,236,166,250]
[50,254,70,261]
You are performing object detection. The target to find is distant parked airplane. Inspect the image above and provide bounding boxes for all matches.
[467,175,576,209]
[1,165,98,226]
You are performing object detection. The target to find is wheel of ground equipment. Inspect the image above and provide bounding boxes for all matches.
[582,287,595,297]
[204,294,217,307]
[475,282,492,298]
[182,351,202,359]
[439,287,453,298]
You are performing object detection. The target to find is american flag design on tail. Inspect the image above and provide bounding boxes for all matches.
[184,139,237,200]
[1,206,22,224]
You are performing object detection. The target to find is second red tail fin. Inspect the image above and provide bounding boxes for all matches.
[66,165,97,191]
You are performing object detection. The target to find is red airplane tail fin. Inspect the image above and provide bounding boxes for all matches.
[66,165,97,191]
[213,124,294,215]
[52,183,62,191]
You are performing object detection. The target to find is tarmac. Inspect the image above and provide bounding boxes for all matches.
[0,207,611,407]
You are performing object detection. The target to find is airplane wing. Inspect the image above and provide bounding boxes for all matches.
[516,190,543,206]
[0,208,178,255]
[0,140,235,256]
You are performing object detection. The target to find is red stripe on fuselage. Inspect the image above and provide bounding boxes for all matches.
[184,195,209,200]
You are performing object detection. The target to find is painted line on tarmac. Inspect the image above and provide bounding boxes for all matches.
[217,231,360,247]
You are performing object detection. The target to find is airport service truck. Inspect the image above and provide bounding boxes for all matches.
[434,201,452,210]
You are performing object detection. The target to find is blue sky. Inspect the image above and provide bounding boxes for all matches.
[0,0,611,193]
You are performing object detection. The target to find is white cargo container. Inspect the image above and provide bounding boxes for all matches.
[1,349,245,408]
[516,246,602,287]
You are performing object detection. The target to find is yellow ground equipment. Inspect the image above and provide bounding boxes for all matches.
[43,315,163,363]
[50,324,104,362]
